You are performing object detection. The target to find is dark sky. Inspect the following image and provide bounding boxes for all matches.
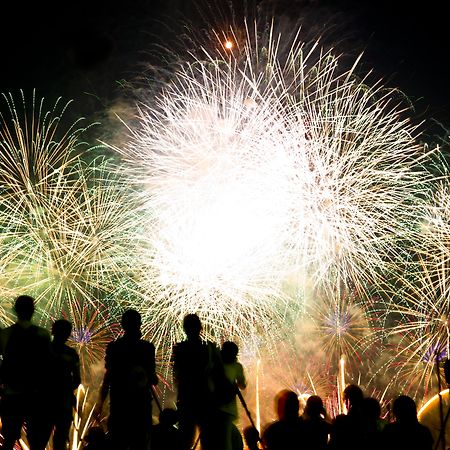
[0,0,449,131]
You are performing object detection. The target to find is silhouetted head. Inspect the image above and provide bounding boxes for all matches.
[304,395,325,418]
[392,395,418,423]
[275,389,300,421]
[159,408,179,427]
[243,426,260,449]
[14,295,35,321]
[121,309,141,334]
[221,341,239,364]
[183,313,202,339]
[343,384,364,411]
[362,397,381,421]
[52,319,72,343]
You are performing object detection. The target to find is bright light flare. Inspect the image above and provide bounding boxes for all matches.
[114,24,436,358]
[224,40,234,50]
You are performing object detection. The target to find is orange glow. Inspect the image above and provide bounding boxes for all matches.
[224,40,233,50]
[417,389,450,446]
[337,355,347,415]
[418,389,449,418]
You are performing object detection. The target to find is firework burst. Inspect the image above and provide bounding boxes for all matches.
[372,182,450,399]
[417,182,450,265]
[0,93,141,320]
[112,24,435,358]
[62,300,121,382]
[380,255,450,399]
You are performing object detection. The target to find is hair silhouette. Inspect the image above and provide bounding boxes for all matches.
[14,295,35,321]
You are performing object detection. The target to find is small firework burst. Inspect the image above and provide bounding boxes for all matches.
[303,283,375,370]
[65,300,121,382]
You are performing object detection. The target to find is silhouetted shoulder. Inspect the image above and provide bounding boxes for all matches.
[382,422,433,450]
[35,324,51,339]
[262,417,304,450]
[139,339,155,352]
[65,345,80,359]
[106,335,154,357]
[0,323,50,350]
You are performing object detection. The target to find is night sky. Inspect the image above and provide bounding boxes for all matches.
[0,0,449,133]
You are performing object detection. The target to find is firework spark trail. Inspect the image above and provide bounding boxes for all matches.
[417,183,450,265]
[378,186,450,399]
[113,25,436,357]
[0,92,85,314]
[0,93,141,321]
[0,92,84,194]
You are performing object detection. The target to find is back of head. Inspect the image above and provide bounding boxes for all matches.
[52,319,72,342]
[276,389,300,421]
[393,395,417,423]
[14,295,35,321]
[343,384,364,410]
[121,309,141,334]
[221,341,239,364]
[305,395,325,418]
[183,313,202,339]
[362,397,381,421]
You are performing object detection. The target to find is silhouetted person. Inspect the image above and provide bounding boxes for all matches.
[301,395,332,450]
[152,408,183,450]
[220,341,247,450]
[243,426,260,450]
[0,295,51,450]
[329,384,364,450]
[361,396,385,450]
[382,395,433,450]
[97,309,158,450]
[82,426,109,450]
[262,389,303,450]
[40,319,81,450]
[172,313,222,450]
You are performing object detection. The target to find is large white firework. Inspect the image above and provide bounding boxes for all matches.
[115,26,435,353]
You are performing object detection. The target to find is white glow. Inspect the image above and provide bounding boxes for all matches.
[115,26,434,351]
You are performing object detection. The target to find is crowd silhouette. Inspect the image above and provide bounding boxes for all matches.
[0,296,437,450]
